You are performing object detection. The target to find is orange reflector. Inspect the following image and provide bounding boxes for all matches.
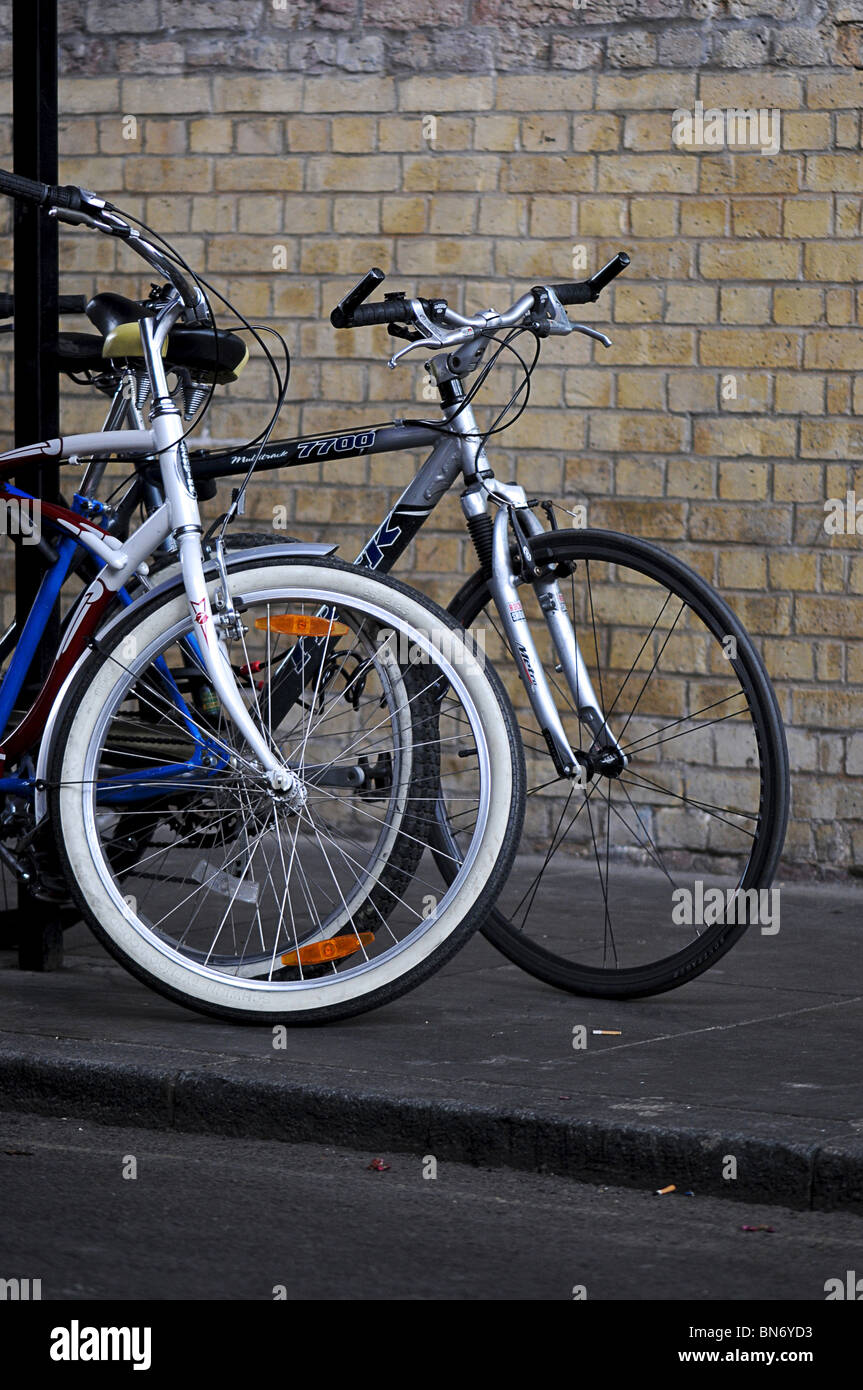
[254,614,349,638]
[281,931,374,968]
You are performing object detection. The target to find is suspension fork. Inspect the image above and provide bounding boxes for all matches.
[486,506,625,779]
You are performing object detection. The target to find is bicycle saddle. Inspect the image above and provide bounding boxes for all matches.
[83,291,250,384]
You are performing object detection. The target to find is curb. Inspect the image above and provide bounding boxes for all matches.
[1,1052,860,1213]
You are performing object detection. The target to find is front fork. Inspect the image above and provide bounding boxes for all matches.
[484,502,626,782]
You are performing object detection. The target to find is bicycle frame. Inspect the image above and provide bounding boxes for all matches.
[0,433,333,800]
[190,394,624,777]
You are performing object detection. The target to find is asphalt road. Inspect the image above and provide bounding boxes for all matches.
[1,1111,859,1302]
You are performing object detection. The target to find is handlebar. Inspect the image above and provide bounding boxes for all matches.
[0,167,98,213]
[550,252,630,306]
[330,252,631,337]
[0,168,201,314]
[0,292,89,319]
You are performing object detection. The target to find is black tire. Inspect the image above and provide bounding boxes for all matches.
[441,528,789,998]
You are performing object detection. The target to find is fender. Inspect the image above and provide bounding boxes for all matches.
[34,541,337,822]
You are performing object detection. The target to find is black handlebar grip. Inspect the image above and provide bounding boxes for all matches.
[331,267,386,327]
[348,298,416,328]
[0,292,89,318]
[587,251,630,294]
[0,169,89,212]
[548,281,597,306]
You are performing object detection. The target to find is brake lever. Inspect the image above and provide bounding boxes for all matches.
[569,322,612,348]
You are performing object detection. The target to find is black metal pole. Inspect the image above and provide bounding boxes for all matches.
[9,0,63,969]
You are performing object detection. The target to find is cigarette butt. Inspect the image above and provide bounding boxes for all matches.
[656,1184,676,1195]
[592,1029,622,1035]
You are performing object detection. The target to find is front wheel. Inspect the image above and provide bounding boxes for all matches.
[443,528,789,998]
[47,556,524,1023]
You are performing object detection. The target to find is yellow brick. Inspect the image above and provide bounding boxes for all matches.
[622,113,671,151]
[615,371,665,409]
[305,76,395,113]
[607,327,695,366]
[499,75,593,111]
[826,288,854,325]
[718,461,770,499]
[614,284,663,322]
[804,332,863,371]
[473,115,520,152]
[59,77,120,113]
[769,552,817,590]
[667,372,716,412]
[598,155,696,194]
[236,118,284,156]
[272,282,318,318]
[397,237,495,276]
[718,549,767,589]
[215,157,302,191]
[124,156,210,193]
[331,116,377,154]
[781,113,832,150]
[774,462,823,500]
[665,285,717,323]
[836,196,861,237]
[783,199,832,238]
[694,419,796,458]
[121,76,212,115]
[775,374,824,415]
[680,198,727,237]
[629,198,677,236]
[774,286,824,325]
[827,377,852,414]
[589,411,686,452]
[190,195,236,232]
[700,73,803,110]
[299,238,393,275]
[308,155,399,193]
[699,328,800,368]
[189,117,233,154]
[720,372,770,414]
[806,155,863,192]
[522,115,570,152]
[699,240,799,280]
[479,196,523,236]
[667,459,715,498]
[805,243,863,282]
[504,156,594,194]
[528,196,575,238]
[406,154,500,192]
[381,196,426,234]
[719,286,771,323]
[801,418,863,457]
[700,154,800,195]
[237,195,284,235]
[399,76,493,112]
[806,72,863,108]
[565,368,613,408]
[429,117,472,152]
[213,76,303,113]
[616,457,664,496]
[333,197,381,234]
[286,116,329,152]
[572,114,620,153]
[596,73,696,110]
[732,198,782,238]
[763,639,815,680]
[578,197,626,236]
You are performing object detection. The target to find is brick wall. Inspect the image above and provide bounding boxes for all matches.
[1,0,862,872]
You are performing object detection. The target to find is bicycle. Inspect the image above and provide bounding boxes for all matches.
[0,169,525,1023]
[184,262,790,999]
[26,238,790,1000]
